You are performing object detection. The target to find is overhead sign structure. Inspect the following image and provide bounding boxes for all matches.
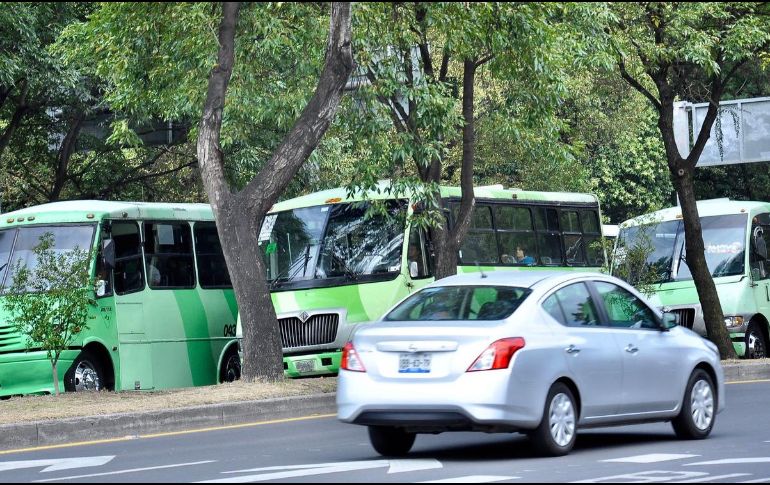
[673,96,770,167]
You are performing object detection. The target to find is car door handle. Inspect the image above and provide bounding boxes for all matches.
[625,344,639,354]
[565,345,581,354]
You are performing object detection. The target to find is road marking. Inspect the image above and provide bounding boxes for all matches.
[685,458,770,466]
[739,479,770,483]
[0,413,337,456]
[421,476,519,483]
[602,454,699,464]
[573,470,708,483]
[0,456,115,473]
[33,460,215,482]
[200,459,442,483]
[727,379,770,385]
[672,473,751,483]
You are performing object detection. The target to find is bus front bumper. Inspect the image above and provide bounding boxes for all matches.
[0,350,78,396]
[283,351,341,378]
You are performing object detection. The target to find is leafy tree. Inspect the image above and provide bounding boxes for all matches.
[600,2,770,358]
[2,233,93,395]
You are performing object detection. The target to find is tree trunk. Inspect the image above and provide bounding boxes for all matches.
[671,167,736,358]
[196,2,352,381]
[50,111,85,201]
[51,361,60,396]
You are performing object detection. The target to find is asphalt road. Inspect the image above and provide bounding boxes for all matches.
[1,381,769,483]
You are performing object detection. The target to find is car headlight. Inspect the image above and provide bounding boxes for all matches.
[724,316,745,328]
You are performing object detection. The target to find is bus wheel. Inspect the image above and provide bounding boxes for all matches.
[65,350,104,392]
[746,322,768,359]
[220,349,241,383]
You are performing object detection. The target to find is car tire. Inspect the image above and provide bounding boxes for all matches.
[529,382,578,456]
[367,426,416,457]
[672,369,716,440]
[64,350,104,392]
[745,321,768,359]
[219,348,242,383]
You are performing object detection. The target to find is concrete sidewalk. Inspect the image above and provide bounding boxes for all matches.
[1,361,768,453]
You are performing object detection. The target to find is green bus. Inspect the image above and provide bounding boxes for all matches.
[617,198,770,358]
[259,183,606,377]
[0,201,240,397]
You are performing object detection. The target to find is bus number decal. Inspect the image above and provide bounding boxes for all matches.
[223,324,237,337]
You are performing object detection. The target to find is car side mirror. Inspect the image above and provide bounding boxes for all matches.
[660,312,678,331]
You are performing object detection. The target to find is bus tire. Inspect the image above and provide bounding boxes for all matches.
[745,321,768,359]
[219,347,241,383]
[64,350,105,392]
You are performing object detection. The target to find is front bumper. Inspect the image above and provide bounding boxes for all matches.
[0,350,78,396]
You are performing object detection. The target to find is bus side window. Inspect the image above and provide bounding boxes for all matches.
[112,221,144,295]
[194,222,232,288]
[144,222,196,289]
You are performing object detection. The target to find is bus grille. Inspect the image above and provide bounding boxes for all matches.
[672,308,695,329]
[279,314,339,349]
[0,321,22,351]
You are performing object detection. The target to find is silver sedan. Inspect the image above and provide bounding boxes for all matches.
[337,271,724,457]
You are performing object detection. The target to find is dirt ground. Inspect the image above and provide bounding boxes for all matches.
[0,377,337,425]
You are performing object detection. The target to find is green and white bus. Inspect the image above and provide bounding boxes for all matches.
[259,183,606,377]
[617,199,770,358]
[0,201,240,397]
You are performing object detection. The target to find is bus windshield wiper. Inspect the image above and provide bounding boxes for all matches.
[269,245,312,289]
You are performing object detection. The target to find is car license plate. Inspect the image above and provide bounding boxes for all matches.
[399,353,431,374]
[295,359,315,373]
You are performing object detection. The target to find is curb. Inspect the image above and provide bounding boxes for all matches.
[0,392,337,452]
[2,362,769,453]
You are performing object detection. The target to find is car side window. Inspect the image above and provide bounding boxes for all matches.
[543,294,568,326]
[594,281,658,329]
[545,283,600,327]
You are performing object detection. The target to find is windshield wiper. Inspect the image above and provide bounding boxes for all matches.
[268,245,312,290]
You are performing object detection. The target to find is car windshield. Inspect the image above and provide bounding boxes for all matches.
[0,224,96,291]
[385,285,532,322]
[617,214,747,283]
[259,201,406,288]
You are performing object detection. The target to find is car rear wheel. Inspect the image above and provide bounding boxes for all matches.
[672,369,715,439]
[529,382,577,456]
[367,426,416,457]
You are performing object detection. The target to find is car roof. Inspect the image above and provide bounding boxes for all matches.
[431,270,605,290]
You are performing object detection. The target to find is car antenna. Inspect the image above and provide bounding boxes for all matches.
[476,261,487,279]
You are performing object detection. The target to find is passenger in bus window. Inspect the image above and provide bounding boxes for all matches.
[516,245,535,266]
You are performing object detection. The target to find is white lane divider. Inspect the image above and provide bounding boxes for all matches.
[0,456,115,473]
[420,476,519,483]
[197,459,442,483]
[33,461,215,483]
[602,454,700,464]
[672,473,751,483]
[684,458,770,466]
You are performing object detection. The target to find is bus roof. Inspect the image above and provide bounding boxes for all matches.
[269,181,599,213]
[621,199,770,228]
[0,201,214,227]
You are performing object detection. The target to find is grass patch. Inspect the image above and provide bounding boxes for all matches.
[0,377,336,425]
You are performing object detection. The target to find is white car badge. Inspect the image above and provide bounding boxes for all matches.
[299,311,310,323]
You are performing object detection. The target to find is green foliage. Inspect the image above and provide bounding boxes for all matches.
[2,233,94,395]
[610,219,664,298]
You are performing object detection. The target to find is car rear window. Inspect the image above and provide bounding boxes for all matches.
[384,285,532,321]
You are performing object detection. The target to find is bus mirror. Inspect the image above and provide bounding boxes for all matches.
[102,239,116,269]
[753,227,767,260]
[95,279,107,297]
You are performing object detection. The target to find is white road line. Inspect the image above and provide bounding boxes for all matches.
[672,473,751,483]
[33,461,215,483]
[420,476,519,483]
[602,453,699,464]
[685,458,770,466]
[739,479,770,484]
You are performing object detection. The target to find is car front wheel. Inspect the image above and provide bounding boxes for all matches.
[672,369,716,439]
[367,426,416,457]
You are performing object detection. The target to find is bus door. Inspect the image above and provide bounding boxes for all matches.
[141,221,214,389]
[406,226,433,293]
[110,220,154,390]
[750,214,770,329]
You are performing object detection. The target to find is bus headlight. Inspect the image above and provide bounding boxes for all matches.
[724,316,745,328]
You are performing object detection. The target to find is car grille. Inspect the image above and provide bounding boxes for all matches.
[671,308,695,329]
[0,321,22,351]
[279,314,339,349]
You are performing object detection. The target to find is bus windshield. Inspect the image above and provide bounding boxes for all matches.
[260,201,406,288]
[0,225,96,290]
[617,214,747,283]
